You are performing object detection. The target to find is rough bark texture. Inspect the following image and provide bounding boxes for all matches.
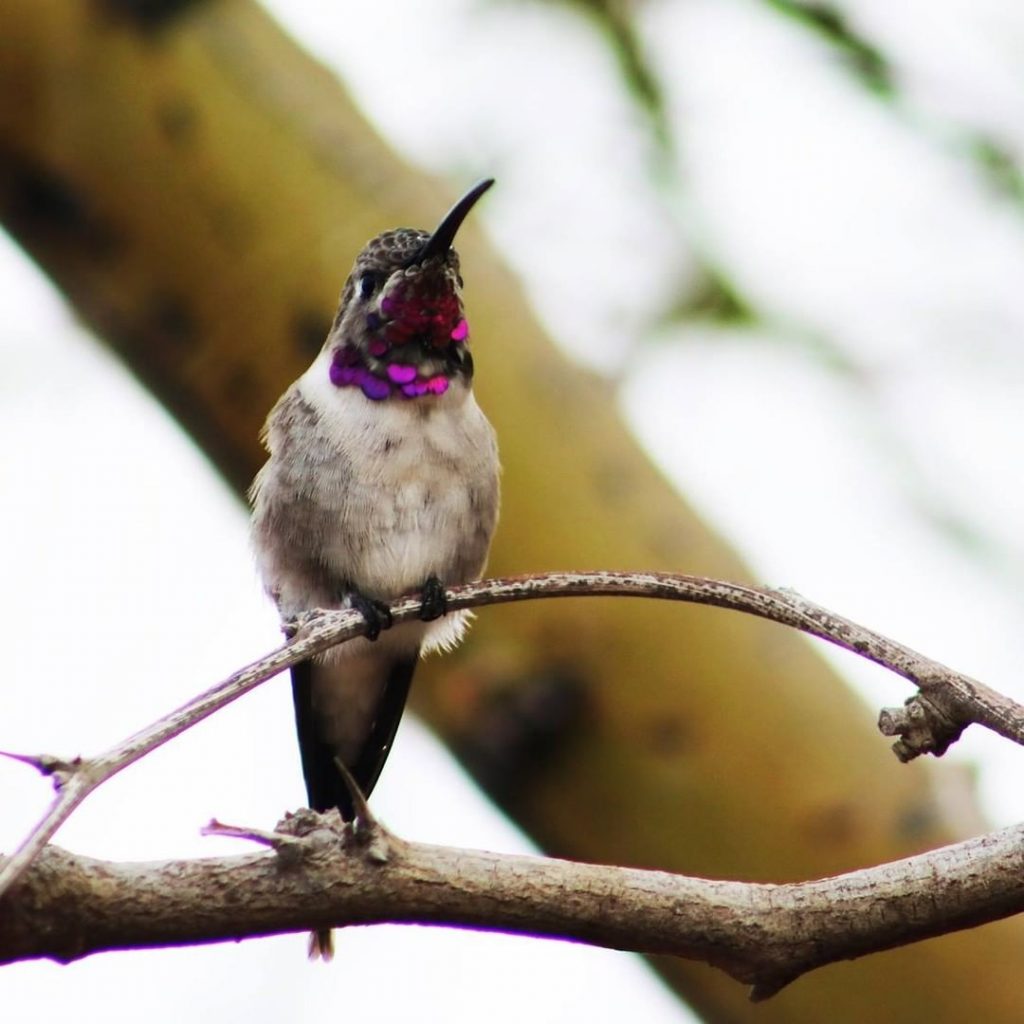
[5,815,1024,1000]
[2,1,1023,1020]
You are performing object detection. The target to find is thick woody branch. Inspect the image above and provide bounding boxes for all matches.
[3,570,1023,906]
[3,811,1024,1000]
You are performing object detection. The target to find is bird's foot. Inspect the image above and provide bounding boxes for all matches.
[419,574,448,622]
[282,609,323,639]
[347,589,393,641]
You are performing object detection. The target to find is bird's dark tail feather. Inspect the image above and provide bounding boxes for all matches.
[291,654,418,961]
[291,654,418,819]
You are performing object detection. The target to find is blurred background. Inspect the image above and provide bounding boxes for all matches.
[3,1,1024,1021]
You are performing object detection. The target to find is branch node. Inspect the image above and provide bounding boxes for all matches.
[357,824,392,865]
[878,693,966,762]
[333,757,392,863]
[275,807,343,843]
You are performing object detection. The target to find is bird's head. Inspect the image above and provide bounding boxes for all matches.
[327,179,493,402]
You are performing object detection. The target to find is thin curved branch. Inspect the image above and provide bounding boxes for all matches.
[3,810,1024,1001]
[2,570,1022,905]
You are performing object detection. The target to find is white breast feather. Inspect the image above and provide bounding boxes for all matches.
[296,351,494,656]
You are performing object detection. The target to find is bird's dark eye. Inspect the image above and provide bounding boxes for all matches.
[359,272,381,299]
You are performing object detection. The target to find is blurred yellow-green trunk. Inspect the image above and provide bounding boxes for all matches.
[1,1,1021,1020]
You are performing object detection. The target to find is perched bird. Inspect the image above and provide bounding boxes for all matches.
[250,180,500,957]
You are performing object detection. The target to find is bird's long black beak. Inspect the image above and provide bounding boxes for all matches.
[414,178,494,264]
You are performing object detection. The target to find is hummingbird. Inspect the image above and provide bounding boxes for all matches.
[249,180,500,958]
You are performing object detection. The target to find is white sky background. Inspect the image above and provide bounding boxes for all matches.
[4,1,1024,1021]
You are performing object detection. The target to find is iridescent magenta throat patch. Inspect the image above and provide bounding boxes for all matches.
[329,273,471,400]
[378,274,467,350]
[330,345,451,401]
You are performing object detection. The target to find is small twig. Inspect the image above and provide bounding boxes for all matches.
[201,818,302,852]
[2,570,1022,904]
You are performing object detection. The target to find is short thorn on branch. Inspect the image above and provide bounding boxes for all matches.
[878,694,967,762]
[0,749,82,785]
[201,818,304,854]
[333,757,392,864]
